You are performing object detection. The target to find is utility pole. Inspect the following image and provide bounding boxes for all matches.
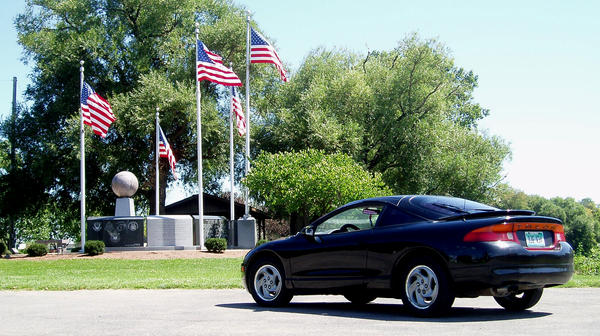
[8,77,17,249]
[10,78,16,169]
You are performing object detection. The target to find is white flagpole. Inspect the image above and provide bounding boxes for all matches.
[229,66,235,224]
[155,107,160,215]
[244,12,251,218]
[195,23,205,249]
[79,60,86,253]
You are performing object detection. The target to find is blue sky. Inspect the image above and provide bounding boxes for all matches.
[2,1,599,203]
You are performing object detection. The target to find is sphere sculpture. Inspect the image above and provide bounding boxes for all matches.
[111,171,139,197]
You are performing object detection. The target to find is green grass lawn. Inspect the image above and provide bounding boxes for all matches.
[0,257,597,290]
[560,274,600,288]
[0,258,244,290]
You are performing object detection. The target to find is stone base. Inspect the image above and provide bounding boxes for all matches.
[147,215,193,247]
[115,198,135,216]
[105,246,201,252]
[235,218,257,249]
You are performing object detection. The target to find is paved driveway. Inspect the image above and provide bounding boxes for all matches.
[0,288,596,336]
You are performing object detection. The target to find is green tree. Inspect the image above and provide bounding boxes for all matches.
[538,202,567,223]
[0,109,47,247]
[0,139,8,175]
[9,0,275,240]
[490,184,530,210]
[253,35,510,202]
[550,197,599,254]
[567,214,597,253]
[244,149,392,234]
[580,198,600,242]
[0,138,10,244]
[104,71,230,214]
[491,187,599,255]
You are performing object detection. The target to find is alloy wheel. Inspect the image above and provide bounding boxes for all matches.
[253,264,283,302]
[405,265,439,309]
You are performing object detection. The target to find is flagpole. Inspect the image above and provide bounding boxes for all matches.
[155,107,160,215]
[195,23,205,250]
[79,60,86,253]
[244,11,251,218]
[229,65,235,225]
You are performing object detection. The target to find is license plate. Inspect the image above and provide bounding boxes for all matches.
[525,231,545,247]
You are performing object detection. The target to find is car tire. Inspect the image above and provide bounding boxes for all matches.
[399,257,455,317]
[247,256,293,307]
[343,292,377,305]
[493,288,543,311]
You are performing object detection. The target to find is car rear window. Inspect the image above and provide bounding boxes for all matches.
[402,196,498,220]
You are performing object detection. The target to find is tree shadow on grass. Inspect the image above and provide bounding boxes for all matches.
[217,301,550,322]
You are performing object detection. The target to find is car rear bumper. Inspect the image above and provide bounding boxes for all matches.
[450,241,574,295]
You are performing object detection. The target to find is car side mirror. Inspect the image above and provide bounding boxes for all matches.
[302,225,315,237]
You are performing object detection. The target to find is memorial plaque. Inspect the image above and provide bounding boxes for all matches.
[87,217,144,247]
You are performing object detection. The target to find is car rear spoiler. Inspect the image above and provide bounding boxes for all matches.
[439,210,536,221]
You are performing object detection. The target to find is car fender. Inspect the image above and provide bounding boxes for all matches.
[243,245,292,289]
[390,245,452,289]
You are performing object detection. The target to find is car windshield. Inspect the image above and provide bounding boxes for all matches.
[402,196,498,220]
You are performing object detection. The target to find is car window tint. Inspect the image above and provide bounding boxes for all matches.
[315,205,384,235]
[377,206,421,226]
[404,196,498,220]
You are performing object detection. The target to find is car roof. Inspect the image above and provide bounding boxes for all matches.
[344,195,408,207]
[317,195,496,225]
[343,195,496,212]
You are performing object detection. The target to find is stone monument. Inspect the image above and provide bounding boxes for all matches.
[112,171,138,216]
[87,171,144,248]
[236,215,257,249]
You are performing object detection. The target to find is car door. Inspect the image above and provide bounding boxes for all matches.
[364,205,425,289]
[289,204,384,289]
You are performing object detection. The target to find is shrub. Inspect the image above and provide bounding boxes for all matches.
[205,238,227,253]
[70,246,81,253]
[85,240,105,256]
[0,241,7,255]
[26,243,48,257]
[255,239,269,247]
[574,246,600,275]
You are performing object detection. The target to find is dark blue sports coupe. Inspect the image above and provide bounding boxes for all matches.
[242,195,574,316]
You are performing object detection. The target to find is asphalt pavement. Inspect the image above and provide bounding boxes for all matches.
[0,288,596,336]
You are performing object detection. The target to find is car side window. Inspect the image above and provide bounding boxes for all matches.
[315,205,384,235]
[376,205,422,227]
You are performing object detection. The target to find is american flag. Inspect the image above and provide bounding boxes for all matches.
[250,27,288,82]
[196,41,242,86]
[231,88,246,136]
[80,82,116,138]
[159,125,178,179]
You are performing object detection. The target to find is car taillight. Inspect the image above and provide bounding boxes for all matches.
[464,222,565,249]
[463,223,519,243]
